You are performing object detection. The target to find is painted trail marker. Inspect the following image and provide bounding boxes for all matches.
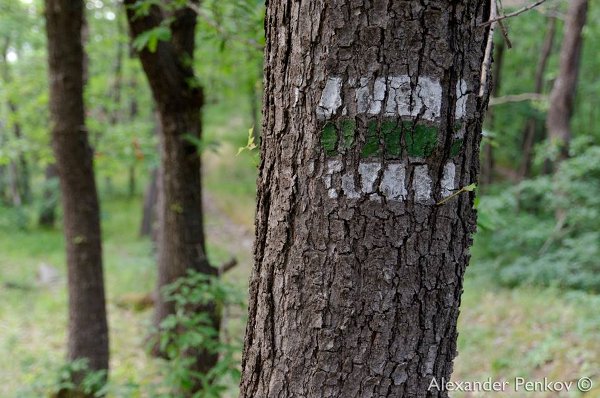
[317,75,468,203]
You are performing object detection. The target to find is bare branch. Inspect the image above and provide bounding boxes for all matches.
[497,20,513,48]
[479,0,498,97]
[489,92,546,106]
[480,0,548,27]
[218,257,238,275]
[186,2,263,51]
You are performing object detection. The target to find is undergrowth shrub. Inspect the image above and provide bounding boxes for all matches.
[473,144,600,292]
[150,270,245,398]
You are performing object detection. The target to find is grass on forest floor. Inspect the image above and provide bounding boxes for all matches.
[1,102,599,397]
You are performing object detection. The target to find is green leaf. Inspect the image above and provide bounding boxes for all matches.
[237,127,257,155]
[132,26,172,53]
[463,183,477,192]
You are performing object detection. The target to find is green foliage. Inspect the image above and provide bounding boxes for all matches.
[21,358,109,397]
[236,127,257,156]
[132,25,172,53]
[473,145,600,292]
[487,3,600,171]
[152,270,244,397]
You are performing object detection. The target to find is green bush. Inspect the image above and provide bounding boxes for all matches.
[151,270,245,398]
[473,145,600,292]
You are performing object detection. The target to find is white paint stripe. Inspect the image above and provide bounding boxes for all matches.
[355,77,370,114]
[441,162,456,198]
[327,159,343,174]
[323,161,453,204]
[341,173,361,199]
[413,165,432,203]
[317,77,343,120]
[380,163,407,201]
[385,75,412,117]
[320,75,469,121]
[413,76,443,120]
[456,80,468,119]
[358,162,381,194]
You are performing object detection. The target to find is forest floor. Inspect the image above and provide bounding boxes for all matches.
[1,105,599,397]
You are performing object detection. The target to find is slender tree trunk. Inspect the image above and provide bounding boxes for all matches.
[519,16,557,179]
[546,0,588,165]
[1,38,31,205]
[108,13,125,126]
[39,164,59,228]
[44,0,109,387]
[240,1,490,397]
[481,36,504,185]
[140,168,158,238]
[125,0,218,377]
[139,111,159,239]
[128,47,139,199]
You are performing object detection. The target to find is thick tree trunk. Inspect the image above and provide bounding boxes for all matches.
[44,0,109,383]
[240,2,490,397]
[519,16,556,179]
[125,0,218,377]
[546,0,588,165]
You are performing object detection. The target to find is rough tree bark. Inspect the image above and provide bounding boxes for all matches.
[519,16,556,179]
[125,0,218,375]
[546,0,588,165]
[240,1,490,397]
[44,0,109,382]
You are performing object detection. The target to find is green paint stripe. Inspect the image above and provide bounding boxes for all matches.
[406,123,438,157]
[450,139,463,157]
[361,120,380,158]
[381,120,402,158]
[340,119,356,149]
[321,122,338,156]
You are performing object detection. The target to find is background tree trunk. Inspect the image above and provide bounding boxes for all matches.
[44,0,109,384]
[38,164,59,228]
[140,168,158,238]
[481,36,504,185]
[546,0,588,166]
[240,1,490,397]
[125,0,218,377]
[519,16,556,179]
[1,38,31,205]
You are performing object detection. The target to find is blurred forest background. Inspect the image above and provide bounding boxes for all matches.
[0,0,598,397]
